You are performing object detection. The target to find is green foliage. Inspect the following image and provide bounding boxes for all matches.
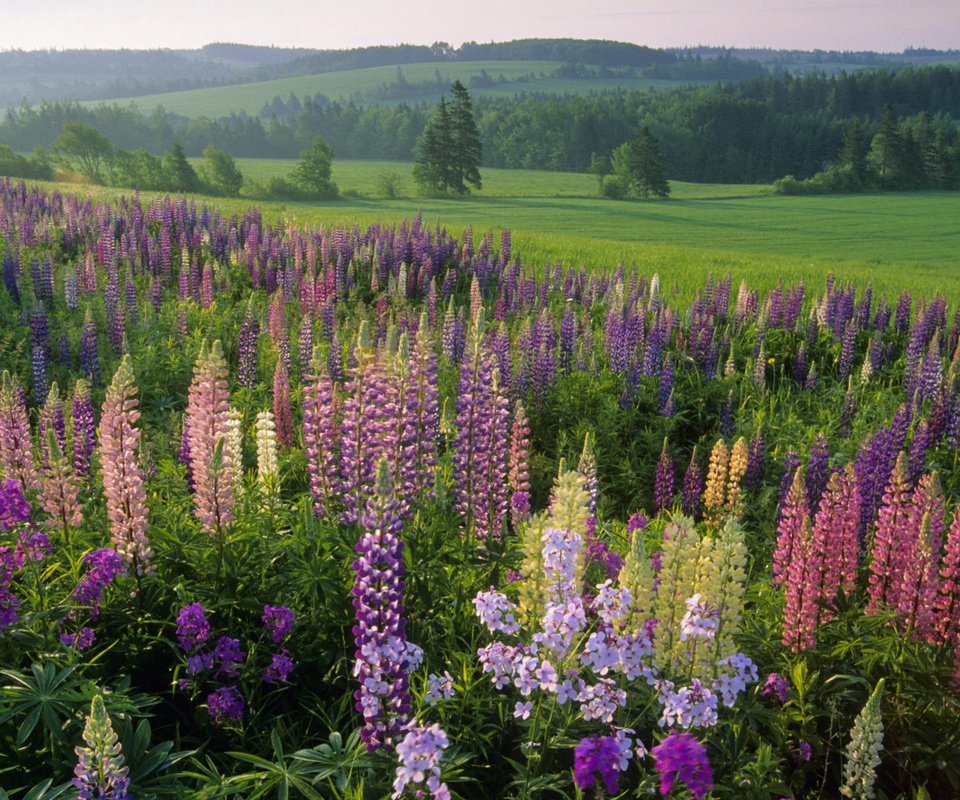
[414,82,483,195]
[0,144,52,180]
[200,145,244,197]
[291,136,338,198]
[53,120,112,181]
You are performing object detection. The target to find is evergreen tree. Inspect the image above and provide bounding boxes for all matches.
[630,126,670,198]
[162,142,200,192]
[413,97,455,193]
[448,80,483,194]
[868,104,905,188]
[839,119,867,185]
[414,82,482,195]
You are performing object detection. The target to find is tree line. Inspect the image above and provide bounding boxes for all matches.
[2,63,959,189]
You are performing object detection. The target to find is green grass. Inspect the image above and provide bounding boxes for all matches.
[33,159,960,299]
[89,61,693,118]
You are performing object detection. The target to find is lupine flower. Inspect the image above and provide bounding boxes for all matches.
[578,431,599,515]
[806,433,830,513]
[39,428,83,532]
[72,379,96,479]
[391,723,450,800]
[745,427,765,492]
[186,341,234,535]
[29,309,49,404]
[237,296,260,389]
[813,464,861,601]
[782,518,824,652]
[651,732,713,800]
[70,548,123,619]
[255,410,279,491]
[681,447,703,519]
[352,461,412,750]
[0,478,30,529]
[573,736,621,795]
[0,371,39,492]
[72,694,130,800]
[654,438,675,512]
[508,401,532,527]
[841,679,885,800]
[867,452,914,614]
[303,351,340,518]
[272,358,294,449]
[99,356,152,574]
[773,469,809,587]
[933,510,960,646]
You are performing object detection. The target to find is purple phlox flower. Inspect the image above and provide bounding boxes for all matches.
[573,736,621,795]
[713,653,758,707]
[60,627,96,650]
[424,671,456,705]
[207,685,245,725]
[798,740,812,762]
[176,602,210,651]
[391,723,451,800]
[651,732,714,800]
[513,700,533,719]
[264,649,294,684]
[658,679,719,729]
[680,594,719,641]
[473,588,521,635]
[186,653,213,675]
[71,548,124,619]
[262,604,295,643]
[761,672,791,703]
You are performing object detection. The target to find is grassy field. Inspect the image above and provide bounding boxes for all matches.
[31,158,960,299]
[89,61,693,118]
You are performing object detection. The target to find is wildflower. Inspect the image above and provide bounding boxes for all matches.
[262,604,295,643]
[392,723,450,800]
[264,649,294,684]
[573,736,621,795]
[424,671,456,705]
[841,679,885,800]
[651,732,713,800]
[761,672,791,703]
[513,701,533,720]
[176,603,211,652]
[207,685,245,725]
[72,694,130,800]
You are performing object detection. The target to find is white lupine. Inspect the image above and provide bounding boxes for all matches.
[841,679,885,800]
[255,410,279,490]
[225,406,244,491]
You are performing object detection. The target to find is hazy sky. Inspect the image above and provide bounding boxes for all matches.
[1,0,958,53]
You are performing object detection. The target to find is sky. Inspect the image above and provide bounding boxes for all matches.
[1,0,958,53]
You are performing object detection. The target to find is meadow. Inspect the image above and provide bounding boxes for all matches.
[92,61,693,118]
[1,175,960,799]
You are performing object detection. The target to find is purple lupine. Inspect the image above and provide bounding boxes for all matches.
[71,548,125,619]
[806,434,830,514]
[838,376,857,438]
[298,314,314,382]
[777,450,801,518]
[654,439,675,513]
[29,309,49,404]
[352,461,412,750]
[838,320,857,381]
[473,367,511,542]
[407,320,440,502]
[659,353,675,416]
[71,379,96,479]
[719,390,735,440]
[856,407,909,537]
[80,309,101,385]
[237,296,260,390]
[302,351,340,519]
[908,418,932,483]
[745,427,765,493]
[681,447,704,519]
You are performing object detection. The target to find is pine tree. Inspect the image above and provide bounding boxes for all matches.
[448,80,483,194]
[839,119,867,185]
[630,126,670,199]
[413,97,455,193]
[868,105,904,189]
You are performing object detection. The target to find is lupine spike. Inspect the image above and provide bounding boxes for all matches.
[72,694,131,800]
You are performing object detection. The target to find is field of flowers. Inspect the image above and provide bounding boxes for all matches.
[1,176,959,799]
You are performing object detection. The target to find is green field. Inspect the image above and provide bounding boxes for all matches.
[90,61,693,118]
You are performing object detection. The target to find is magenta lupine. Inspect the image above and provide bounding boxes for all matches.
[895,473,945,639]
[508,400,532,527]
[99,356,151,574]
[651,732,714,800]
[782,518,823,652]
[681,446,704,519]
[812,464,861,601]
[352,462,412,750]
[72,379,96,479]
[772,470,809,588]
[407,320,439,502]
[867,452,914,615]
[185,341,234,535]
[654,438,675,512]
[340,322,392,526]
[302,350,340,518]
[237,295,260,390]
[0,371,39,492]
[39,428,83,533]
[932,511,960,646]
[474,367,511,542]
[272,358,294,449]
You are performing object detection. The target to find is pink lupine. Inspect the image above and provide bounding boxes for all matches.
[932,511,960,646]
[0,371,39,492]
[186,340,234,535]
[508,400,532,527]
[99,355,152,574]
[39,428,83,533]
[867,452,914,614]
[272,358,294,449]
[772,469,809,588]
[782,518,822,652]
[302,350,339,519]
[812,463,861,602]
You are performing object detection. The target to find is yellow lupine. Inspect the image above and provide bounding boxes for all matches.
[517,512,548,628]
[703,519,749,674]
[725,436,749,521]
[618,528,657,631]
[703,439,729,520]
[652,515,701,672]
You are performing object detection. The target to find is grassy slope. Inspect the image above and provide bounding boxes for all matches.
[88,61,693,117]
